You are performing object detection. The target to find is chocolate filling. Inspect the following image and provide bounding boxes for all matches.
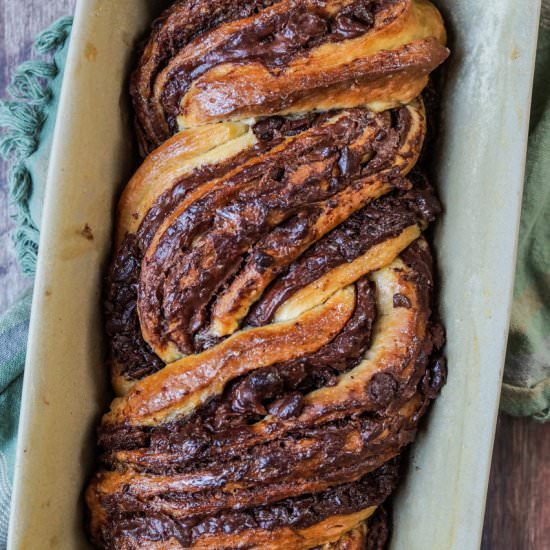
[248,181,440,326]
[91,0,450,546]
[98,459,400,548]
[159,1,390,131]
[129,0,416,152]
[107,105,419,381]
[100,279,376,456]
[228,277,377,417]
[99,241,445,472]
[105,113,325,379]
[131,0,281,151]
[138,110,381,355]
[365,506,391,550]
[95,213,446,550]
[106,143,272,380]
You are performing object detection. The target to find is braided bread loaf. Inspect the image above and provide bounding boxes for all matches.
[86,1,449,547]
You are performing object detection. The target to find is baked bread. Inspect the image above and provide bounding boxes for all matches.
[131,0,448,155]
[86,1,448,548]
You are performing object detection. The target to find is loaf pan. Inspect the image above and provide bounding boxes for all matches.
[7,0,541,548]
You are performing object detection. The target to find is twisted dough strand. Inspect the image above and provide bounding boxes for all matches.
[88,1,448,548]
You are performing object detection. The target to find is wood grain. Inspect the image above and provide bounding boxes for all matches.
[0,2,548,550]
[0,0,74,312]
[482,415,550,550]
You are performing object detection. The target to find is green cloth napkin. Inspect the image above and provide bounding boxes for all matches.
[0,290,32,548]
[0,9,549,549]
[500,22,550,422]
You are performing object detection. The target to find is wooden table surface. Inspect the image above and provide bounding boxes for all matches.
[1,2,549,549]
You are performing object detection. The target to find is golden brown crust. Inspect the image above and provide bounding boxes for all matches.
[116,122,252,244]
[93,240,445,548]
[134,101,426,364]
[208,101,426,338]
[131,0,447,153]
[90,1,449,547]
[106,286,356,425]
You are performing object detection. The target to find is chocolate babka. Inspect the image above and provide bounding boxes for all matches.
[86,1,449,548]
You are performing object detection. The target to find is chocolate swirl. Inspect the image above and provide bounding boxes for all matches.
[87,1,448,548]
[131,0,448,154]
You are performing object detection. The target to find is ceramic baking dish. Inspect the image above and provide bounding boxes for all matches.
[7,0,541,548]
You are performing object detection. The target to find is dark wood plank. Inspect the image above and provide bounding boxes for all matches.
[1,2,548,550]
[482,414,550,550]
